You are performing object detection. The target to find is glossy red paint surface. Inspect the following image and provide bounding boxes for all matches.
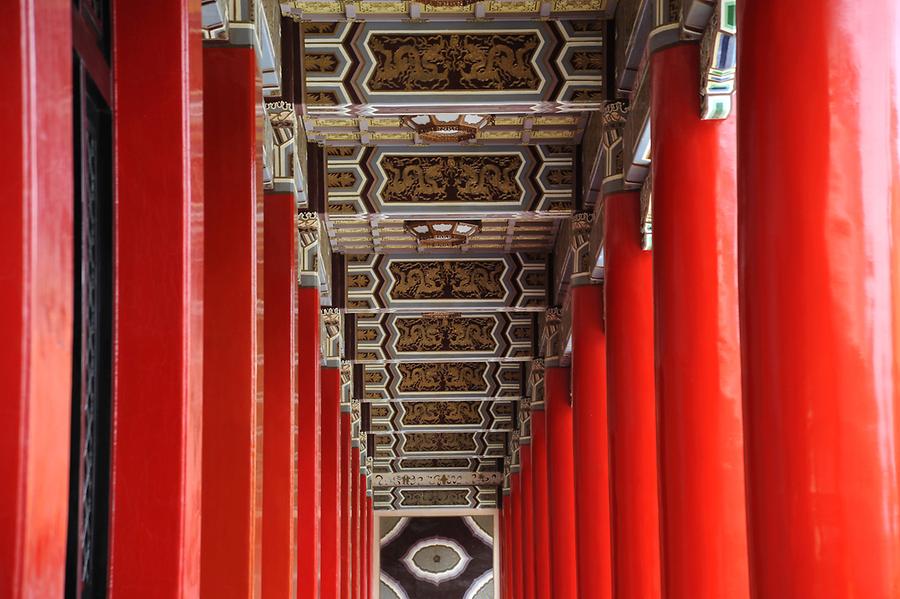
[321,367,342,598]
[366,495,374,599]
[351,448,360,599]
[738,3,900,597]
[571,283,611,599]
[262,194,298,598]
[109,0,204,595]
[604,192,661,599]
[501,504,510,598]
[545,367,578,599]
[520,444,536,599]
[651,43,749,599]
[200,45,262,598]
[298,288,322,597]
[360,476,370,599]
[531,408,552,599]
[510,474,523,599]
[341,413,352,599]
[0,1,72,596]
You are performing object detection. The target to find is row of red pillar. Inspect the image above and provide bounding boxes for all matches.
[501,3,900,598]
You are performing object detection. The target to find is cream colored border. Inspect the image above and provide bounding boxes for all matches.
[372,508,502,598]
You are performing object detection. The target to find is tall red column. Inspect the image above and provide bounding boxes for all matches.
[520,443,536,599]
[738,3,900,597]
[351,447,361,599]
[531,397,552,599]
[341,411,352,598]
[501,500,511,599]
[108,0,204,595]
[510,473,523,599]
[200,45,263,598]
[359,474,369,599]
[263,194,298,599]
[0,2,72,595]
[366,495,374,599]
[604,191,661,599]
[298,290,322,597]
[546,367,578,599]
[651,42,749,599]
[321,367,342,598]
[572,282,611,599]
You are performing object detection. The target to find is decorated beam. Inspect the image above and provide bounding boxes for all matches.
[361,361,523,401]
[373,486,499,510]
[366,400,517,433]
[372,431,507,459]
[371,471,504,488]
[372,458,503,473]
[285,1,612,23]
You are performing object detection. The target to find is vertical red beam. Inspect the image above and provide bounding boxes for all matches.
[501,502,511,599]
[298,289,322,596]
[531,404,552,599]
[510,473,523,599]
[546,367,578,599]
[321,367,342,598]
[365,495,373,599]
[262,194,297,599]
[341,411,352,598]
[360,476,370,599]
[520,444,536,599]
[572,283,611,599]
[109,0,204,595]
[738,3,900,597]
[351,447,361,599]
[200,45,262,598]
[0,1,72,595]
[651,43,750,599]
[604,191,662,599]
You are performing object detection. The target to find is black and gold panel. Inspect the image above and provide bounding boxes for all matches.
[288,0,610,22]
[367,400,515,433]
[363,361,522,400]
[327,145,573,216]
[373,432,507,459]
[355,312,533,363]
[346,254,547,313]
[303,21,603,115]
[372,458,503,474]
[374,487,500,510]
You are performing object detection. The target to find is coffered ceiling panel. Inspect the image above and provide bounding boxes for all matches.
[288,2,611,23]
[367,400,516,433]
[363,361,523,400]
[372,458,504,474]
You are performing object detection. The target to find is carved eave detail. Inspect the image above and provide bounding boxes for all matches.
[529,359,546,410]
[570,211,595,283]
[698,0,737,119]
[540,307,562,361]
[321,308,343,367]
[340,360,353,410]
[297,211,320,287]
[264,100,307,204]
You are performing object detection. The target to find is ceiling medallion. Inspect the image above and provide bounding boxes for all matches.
[404,220,482,248]
[400,113,495,143]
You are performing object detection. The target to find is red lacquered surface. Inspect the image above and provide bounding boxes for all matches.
[651,43,749,599]
[0,1,72,596]
[604,192,661,599]
[546,367,578,599]
[351,448,360,599]
[366,495,374,599]
[571,283,611,599]
[520,444,536,599]
[109,0,204,595]
[360,476,370,599]
[738,3,900,597]
[341,412,352,598]
[200,45,262,598]
[531,407,552,599]
[321,368,342,598]
[262,194,298,598]
[500,503,510,598]
[298,289,322,597]
[510,474,523,599]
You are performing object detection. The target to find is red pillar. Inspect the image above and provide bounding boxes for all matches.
[321,367,342,598]
[546,367,578,599]
[263,195,298,599]
[200,45,263,598]
[366,495,374,599]
[738,3,900,596]
[500,501,510,599]
[0,2,72,595]
[604,191,662,599]
[531,403,552,599]
[520,444,536,599]
[510,473,523,599]
[108,0,204,595]
[572,283,611,599]
[298,290,322,597]
[341,411,352,599]
[359,474,368,599]
[351,447,361,599]
[651,42,749,599]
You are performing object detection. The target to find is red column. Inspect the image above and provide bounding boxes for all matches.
[341,411,352,599]
[572,283,611,599]
[531,403,552,599]
[546,367,578,599]
[651,42,749,599]
[500,501,510,598]
[108,0,204,595]
[738,3,900,596]
[263,194,298,599]
[298,291,322,597]
[0,2,72,595]
[520,444,536,599]
[321,367,342,598]
[510,473,523,599]
[351,447,361,599]
[604,191,661,599]
[200,45,263,598]
[359,474,369,599]
[366,495,374,599]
